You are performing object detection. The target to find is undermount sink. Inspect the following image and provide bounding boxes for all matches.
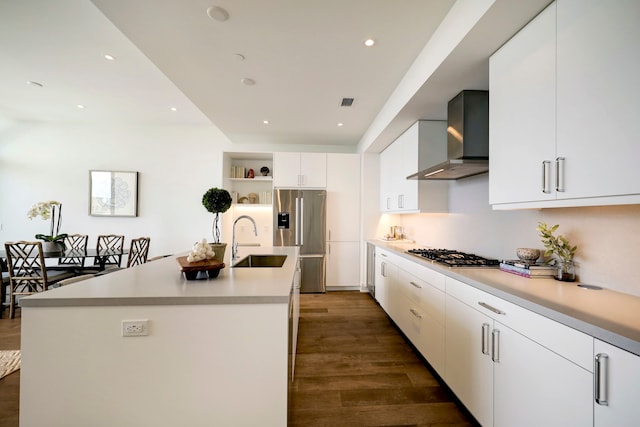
[232,254,287,268]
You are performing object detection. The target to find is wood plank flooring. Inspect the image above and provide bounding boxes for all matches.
[289,291,477,427]
[0,292,476,427]
[0,312,20,427]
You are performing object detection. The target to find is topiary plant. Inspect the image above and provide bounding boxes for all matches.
[202,187,232,243]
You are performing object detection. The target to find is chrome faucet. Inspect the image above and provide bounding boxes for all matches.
[232,215,258,260]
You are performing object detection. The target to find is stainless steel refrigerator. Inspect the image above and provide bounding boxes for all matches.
[273,189,326,293]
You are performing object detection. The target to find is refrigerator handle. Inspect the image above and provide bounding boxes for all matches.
[295,197,300,245]
[299,197,304,246]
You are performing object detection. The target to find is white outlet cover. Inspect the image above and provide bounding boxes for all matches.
[122,319,149,337]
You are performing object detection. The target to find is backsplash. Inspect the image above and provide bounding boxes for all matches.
[384,174,640,297]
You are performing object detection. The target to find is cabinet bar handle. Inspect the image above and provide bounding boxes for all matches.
[492,329,500,362]
[481,323,490,355]
[386,197,391,210]
[478,302,506,315]
[381,262,386,277]
[595,353,609,406]
[398,194,404,208]
[556,157,566,192]
[410,281,422,289]
[380,253,387,258]
[542,160,551,193]
[409,308,422,318]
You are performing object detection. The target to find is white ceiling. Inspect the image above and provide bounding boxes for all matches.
[0,0,551,152]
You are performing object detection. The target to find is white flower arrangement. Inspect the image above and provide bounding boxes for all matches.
[187,238,217,263]
[27,200,67,243]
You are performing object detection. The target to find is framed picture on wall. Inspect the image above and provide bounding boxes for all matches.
[89,170,138,217]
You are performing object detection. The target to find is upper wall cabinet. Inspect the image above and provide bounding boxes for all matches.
[489,3,556,206]
[273,152,327,188]
[379,121,449,213]
[489,0,640,209]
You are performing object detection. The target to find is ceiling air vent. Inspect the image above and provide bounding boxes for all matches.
[340,98,354,107]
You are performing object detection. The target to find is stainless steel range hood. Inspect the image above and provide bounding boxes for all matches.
[407,90,489,180]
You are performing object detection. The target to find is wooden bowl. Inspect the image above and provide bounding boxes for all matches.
[516,248,540,263]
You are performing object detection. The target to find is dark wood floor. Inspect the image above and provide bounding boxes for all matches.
[0,310,20,427]
[289,291,476,426]
[0,292,475,427]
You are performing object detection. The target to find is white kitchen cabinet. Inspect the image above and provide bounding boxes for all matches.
[556,0,640,201]
[374,248,395,312]
[326,153,360,242]
[326,241,360,289]
[594,340,640,426]
[445,277,593,426]
[445,292,495,426]
[379,121,448,213]
[393,263,446,376]
[489,2,556,205]
[490,1,640,209]
[273,152,327,188]
[325,153,360,289]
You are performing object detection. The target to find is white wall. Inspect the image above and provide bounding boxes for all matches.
[393,174,640,297]
[0,121,232,258]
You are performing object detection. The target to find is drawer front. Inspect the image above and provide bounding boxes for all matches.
[446,277,593,371]
[397,268,445,326]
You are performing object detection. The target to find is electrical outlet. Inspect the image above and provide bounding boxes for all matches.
[122,319,149,337]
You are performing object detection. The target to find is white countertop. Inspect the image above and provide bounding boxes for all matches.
[21,246,299,307]
[372,240,640,356]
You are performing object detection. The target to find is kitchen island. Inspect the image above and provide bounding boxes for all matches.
[18,246,299,427]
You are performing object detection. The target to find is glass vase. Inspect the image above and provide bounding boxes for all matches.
[555,260,576,282]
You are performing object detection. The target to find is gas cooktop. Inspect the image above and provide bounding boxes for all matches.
[406,248,500,268]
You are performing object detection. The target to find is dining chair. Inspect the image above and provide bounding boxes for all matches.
[56,234,89,270]
[4,241,74,319]
[95,234,125,268]
[127,237,151,268]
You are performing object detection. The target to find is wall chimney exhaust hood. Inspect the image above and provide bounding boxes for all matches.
[407,90,489,180]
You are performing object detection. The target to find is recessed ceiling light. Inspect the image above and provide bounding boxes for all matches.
[241,78,255,86]
[364,38,375,47]
[77,104,85,109]
[170,107,178,112]
[207,6,229,22]
[26,80,43,87]
[337,123,344,127]
[263,120,270,125]
[104,54,116,61]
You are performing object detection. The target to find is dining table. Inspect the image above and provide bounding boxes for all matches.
[0,247,129,271]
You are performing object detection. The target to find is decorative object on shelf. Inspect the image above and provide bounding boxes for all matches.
[27,200,67,252]
[202,187,232,262]
[516,248,540,264]
[247,168,255,178]
[89,170,138,217]
[260,166,270,176]
[537,222,577,282]
[247,192,258,204]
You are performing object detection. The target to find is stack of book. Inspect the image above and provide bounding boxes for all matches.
[499,260,556,278]
[231,165,246,178]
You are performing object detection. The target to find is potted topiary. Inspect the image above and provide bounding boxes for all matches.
[202,187,232,262]
[537,222,578,282]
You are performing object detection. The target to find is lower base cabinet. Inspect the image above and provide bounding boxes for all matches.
[445,277,593,427]
[326,241,359,289]
[372,245,640,426]
[594,340,640,426]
